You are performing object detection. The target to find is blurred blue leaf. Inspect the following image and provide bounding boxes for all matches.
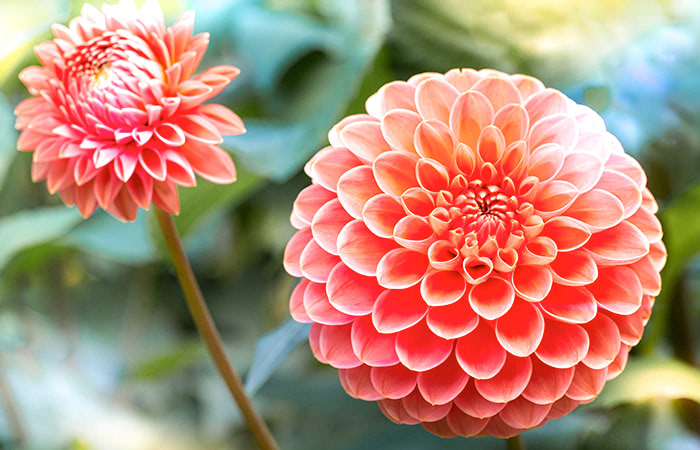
[245,318,311,395]
[0,93,18,187]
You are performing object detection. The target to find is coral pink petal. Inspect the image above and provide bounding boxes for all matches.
[318,323,363,369]
[495,300,545,357]
[196,103,245,135]
[303,282,354,326]
[469,276,515,320]
[340,120,390,162]
[449,90,494,149]
[370,364,418,400]
[283,228,313,277]
[299,240,340,283]
[426,296,479,339]
[541,216,591,251]
[547,396,581,421]
[556,151,605,192]
[415,77,459,123]
[376,248,430,289]
[607,344,631,380]
[378,399,420,425]
[309,147,362,192]
[474,354,532,403]
[420,270,466,306]
[351,315,399,367]
[445,408,489,437]
[535,320,589,369]
[336,166,382,219]
[417,352,469,405]
[414,120,455,167]
[511,74,545,98]
[511,265,553,302]
[421,419,458,439]
[182,143,236,184]
[493,104,529,145]
[498,397,552,430]
[528,143,565,182]
[627,206,663,244]
[372,285,428,334]
[311,199,353,254]
[381,109,422,153]
[337,220,397,276]
[453,380,506,419]
[477,125,506,165]
[534,180,579,218]
[367,81,417,116]
[415,158,450,192]
[401,389,452,422]
[522,357,575,405]
[395,320,453,372]
[528,114,578,152]
[372,150,419,196]
[582,315,621,370]
[629,256,662,296]
[471,76,522,111]
[293,183,335,225]
[524,88,568,124]
[595,170,642,218]
[456,322,507,379]
[289,279,312,323]
[588,266,643,315]
[565,189,624,230]
[566,364,608,401]
[539,284,597,324]
[339,365,383,401]
[549,250,598,286]
[393,215,435,252]
[327,262,382,315]
[362,194,406,238]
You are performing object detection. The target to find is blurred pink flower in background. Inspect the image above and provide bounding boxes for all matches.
[284,68,667,438]
[15,0,244,221]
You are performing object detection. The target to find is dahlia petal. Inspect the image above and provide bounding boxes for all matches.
[556,151,605,193]
[522,357,574,405]
[462,256,494,285]
[393,215,435,252]
[74,183,99,218]
[311,199,352,254]
[520,235,557,266]
[649,240,668,272]
[534,180,578,218]
[309,147,362,192]
[511,265,552,302]
[370,364,418,400]
[289,279,312,323]
[539,284,597,324]
[468,276,515,320]
[283,228,313,277]
[337,220,397,276]
[300,239,341,283]
[293,184,335,225]
[588,266,643,315]
[541,216,591,251]
[606,153,646,189]
[471,76,522,112]
[336,166,382,219]
[378,399,420,425]
[152,180,180,214]
[303,282,354,326]
[584,220,650,265]
[493,104,529,145]
[581,315,621,370]
[415,158,449,192]
[455,322,507,379]
[452,385,502,424]
[372,285,428,334]
[376,248,429,289]
[366,81,417,116]
[414,120,455,167]
[402,389,452,422]
[565,188,624,230]
[125,170,153,209]
[449,90,494,149]
[453,143,476,177]
[474,354,532,403]
[511,74,545,98]
[627,206,663,244]
[546,396,581,421]
[372,150,419,196]
[426,296,479,339]
[566,364,607,402]
[477,125,506,165]
[535,320,589,369]
[327,262,382,316]
[362,194,405,239]
[93,169,122,209]
[529,114,578,153]
[524,88,568,124]
[328,114,374,148]
[420,270,466,306]
[528,143,564,182]
[498,397,551,430]
[415,77,459,123]
[594,170,642,219]
[421,419,458,439]
[641,187,659,214]
[339,365,383,401]
[606,344,631,380]
[108,186,139,222]
[495,300,544,357]
[417,352,469,405]
[395,320,453,372]
[183,143,236,184]
[549,250,598,286]
[401,187,435,216]
[445,408,489,437]
[318,323,362,369]
[162,149,197,187]
[629,256,662,296]
[605,309,646,346]
[154,122,186,146]
[340,120,390,162]
[174,114,222,145]
[381,109,422,152]
[350,315,399,367]
[445,68,481,91]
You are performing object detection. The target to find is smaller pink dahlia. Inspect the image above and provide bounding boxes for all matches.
[15,0,244,221]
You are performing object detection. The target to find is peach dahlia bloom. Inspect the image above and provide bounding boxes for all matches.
[15,0,244,221]
[284,69,666,438]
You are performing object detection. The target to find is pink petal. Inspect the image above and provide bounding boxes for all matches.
[366,81,417,116]
[339,365,383,401]
[372,285,428,333]
[196,103,245,135]
[152,180,180,214]
[539,284,597,324]
[453,143,476,177]
[541,216,591,251]
[182,143,236,184]
[546,396,581,421]
[378,399,420,425]
[549,250,598,286]
[395,319,453,372]
[449,90,494,149]
[524,88,568,124]
[581,314,621,370]
[311,199,352,254]
[283,228,312,277]
[445,408,489,437]
[556,151,604,192]
[393,215,435,252]
[381,109,422,152]
[498,397,552,430]
[629,256,662,296]
[606,344,630,380]
[362,194,405,238]
[474,354,532,403]
[511,265,552,302]
[493,104,529,145]
[318,323,362,368]
[299,239,340,282]
[426,296,479,339]
[401,187,435,216]
[350,315,399,367]
[627,206,663,244]
[534,180,579,218]
[417,352,469,405]
[125,170,154,209]
[588,266,643,315]
[337,220,397,276]
[336,166,382,218]
[328,114,374,148]
[453,380,505,419]
[565,188,624,230]
[420,270,466,306]
[372,150,419,196]
[175,114,223,145]
[327,262,382,315]
[309,147,362,192]
[471,76,522,112]
[594,170,642,219]
[293,183,335,225]
[370,364,418,399]
[414,120,455,167]
[455,322,507,379]
[289,279,312,323]
[528,143,565,182]
[565,364,607,401]
[477,125,506,165]
[468,276,515,320]
[154,122,186,146]
[535,319,589,369]
[376,248,430,289]
[584,220,650,265]
[138,147,167,181]
[605,153,646,189]
[401,389,452,422]
[421,419,458,439]
[303,281,354,326]
[522,357,574,405]
[495,300,545,357]
[340,120,390,162]
[415,158,449,192]
[415,77,459,123]
[528,114,578,153]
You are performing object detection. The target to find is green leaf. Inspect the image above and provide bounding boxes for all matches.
[245,318,311,395]
[595,357,700,407]
[128,340,205,381]
[0,207,83,272]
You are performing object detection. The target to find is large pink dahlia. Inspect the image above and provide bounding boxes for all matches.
[15,0,244,221]
[283,69,667,438]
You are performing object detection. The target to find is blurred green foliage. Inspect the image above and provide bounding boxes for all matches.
[0,0,698,449]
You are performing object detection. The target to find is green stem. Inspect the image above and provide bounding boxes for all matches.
[506,434,525,450]
[154,207,278,450]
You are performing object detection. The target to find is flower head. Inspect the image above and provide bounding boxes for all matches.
[15,0,244,221]
[284,69,666,438]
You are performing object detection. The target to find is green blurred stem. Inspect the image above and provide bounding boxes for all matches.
[506,435,525,450]
[154,207,278,450]
[0,364,24,446]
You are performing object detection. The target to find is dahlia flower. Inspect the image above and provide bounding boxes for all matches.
[284,69,666,438]
[15,0,244,221]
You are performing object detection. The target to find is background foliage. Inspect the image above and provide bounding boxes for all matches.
[0,0,699,448]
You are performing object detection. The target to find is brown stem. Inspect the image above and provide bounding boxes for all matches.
[0,363,25,446]
[154,207,278,450]
[506,434,525,450]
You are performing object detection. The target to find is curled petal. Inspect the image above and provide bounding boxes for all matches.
[549,250,598,287]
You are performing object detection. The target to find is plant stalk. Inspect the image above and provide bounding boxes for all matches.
[506,434,525,450]
[154,207,278,450]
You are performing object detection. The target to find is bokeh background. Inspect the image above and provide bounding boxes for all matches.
[1,0,699,448]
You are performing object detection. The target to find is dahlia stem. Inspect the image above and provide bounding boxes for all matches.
[154,207,278,450]
[506,435,525,450]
